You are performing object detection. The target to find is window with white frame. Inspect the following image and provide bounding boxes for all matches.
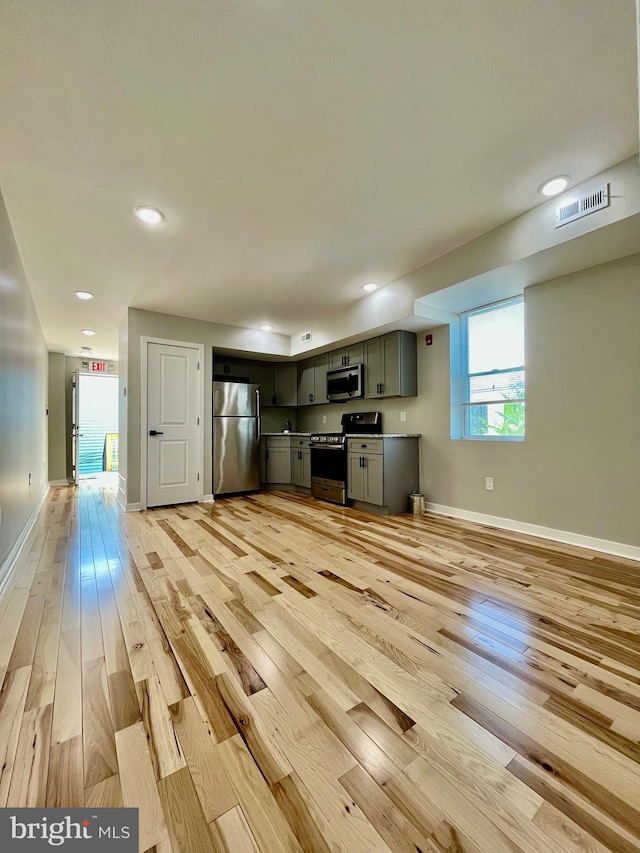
[461,297,525,440]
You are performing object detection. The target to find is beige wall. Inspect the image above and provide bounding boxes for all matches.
[47,352,67,482]
[298,254,640,547]
[0,189,48,569]
[292,156,640,354]
[124,309,296,505]
[118,314,128,503]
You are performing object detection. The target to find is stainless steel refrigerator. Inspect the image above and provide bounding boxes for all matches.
[213,381,261,495]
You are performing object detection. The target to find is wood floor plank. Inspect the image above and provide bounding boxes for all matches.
[6,702,53,807]
[115,721,170,852]
[212,806,260,853]
[0,665,32,806]
[340,763,432,853]
[51,628,82,743]
[85,773,123,809]
[82,656,118,788]
[169,696,237,821]
[217,734,303,853]
[216,673,293,785]
[4,484,640,853]
[158,766,221,852]
[136,673,186,779]
[46,735,84,807]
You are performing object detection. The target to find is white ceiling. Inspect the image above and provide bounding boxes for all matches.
[1,0,638,360]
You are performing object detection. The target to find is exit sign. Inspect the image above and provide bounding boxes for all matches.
[91,361,106,372]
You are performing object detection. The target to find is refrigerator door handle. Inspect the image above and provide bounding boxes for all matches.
[256,388,260,441]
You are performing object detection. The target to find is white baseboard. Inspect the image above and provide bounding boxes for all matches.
[48,479,69,487]
[425,502,640,561]
[0,486,49,602]
[116,492,141,513]
[200,494,215,503]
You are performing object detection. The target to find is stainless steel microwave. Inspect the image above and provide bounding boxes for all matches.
[326,363,364,401]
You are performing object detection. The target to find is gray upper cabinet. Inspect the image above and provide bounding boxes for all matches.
[213,354,250,381]
[329,342,364,371]
[274,362,297,407]
[297,355,328,405]
[364,331,417,399]
[249,361,275,406]
[297,358,315,405]
[313,354,328,405]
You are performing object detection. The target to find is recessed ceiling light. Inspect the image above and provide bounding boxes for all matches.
[260,324,273,332]
[362,283,378,293]
[540,176,570,197]
[81,329,96,336]
[135,206,164,225]
[75,290,94,300]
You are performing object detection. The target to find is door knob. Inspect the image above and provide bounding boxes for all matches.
[149,430,164,436]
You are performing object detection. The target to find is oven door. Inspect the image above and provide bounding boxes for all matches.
[310,445,347,504]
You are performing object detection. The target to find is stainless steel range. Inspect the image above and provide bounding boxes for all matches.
[310,412,381,505]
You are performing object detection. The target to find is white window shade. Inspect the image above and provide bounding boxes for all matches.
[461,297,525,440]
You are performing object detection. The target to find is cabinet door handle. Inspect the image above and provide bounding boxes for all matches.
[363,457,367,467]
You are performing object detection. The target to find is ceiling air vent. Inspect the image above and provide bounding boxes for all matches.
[300,331,312,343]
[555,183,609,228]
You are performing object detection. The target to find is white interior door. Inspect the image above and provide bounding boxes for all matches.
[147,342,200,507]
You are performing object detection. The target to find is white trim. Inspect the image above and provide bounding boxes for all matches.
[425,502,640,561]
[200,494,215,503]
[0,486,49,601]
[140,337,205,511]
[48,479,69,487]
[116,494,141,513]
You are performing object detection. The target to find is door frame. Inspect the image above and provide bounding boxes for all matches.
[140,336,205,511]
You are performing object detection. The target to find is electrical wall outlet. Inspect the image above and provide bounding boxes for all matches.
[322,415,327,423]
[400,411,406,422]
[485,477,494,491]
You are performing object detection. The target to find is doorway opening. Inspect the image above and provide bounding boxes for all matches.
[77,373,119,480]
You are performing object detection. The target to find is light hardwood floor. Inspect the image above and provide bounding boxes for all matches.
[1,480,639,852]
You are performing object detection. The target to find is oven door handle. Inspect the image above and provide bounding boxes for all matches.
[310,444,345,450]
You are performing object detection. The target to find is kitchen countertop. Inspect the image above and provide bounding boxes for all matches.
[346,433,420,438]
[261,432,311,436]
[261,432,420,438]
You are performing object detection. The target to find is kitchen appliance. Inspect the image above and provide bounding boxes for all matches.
[326,363,364,402]
[213,381,260,495]
[310,411,381,504]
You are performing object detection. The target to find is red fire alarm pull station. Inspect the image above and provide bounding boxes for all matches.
[425,334,433,346]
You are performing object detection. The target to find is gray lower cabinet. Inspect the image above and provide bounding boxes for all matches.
[291,438,311,488]
[262,435,311,489]
[264,436,292,483]
[364,330,417,399]
[347,436,419,514]
[348,451,383,505]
